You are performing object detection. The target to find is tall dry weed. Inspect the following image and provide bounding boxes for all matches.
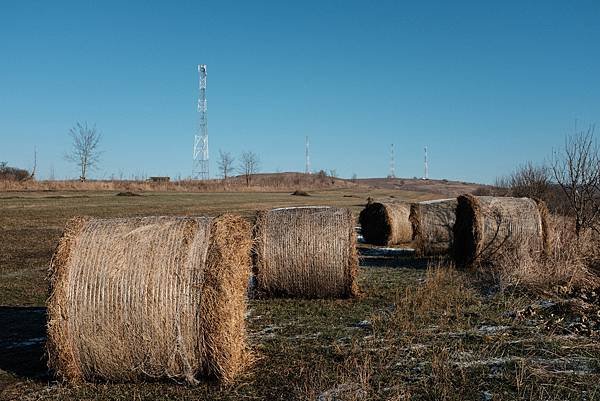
[491,215,599,292]
[393,263,480,332]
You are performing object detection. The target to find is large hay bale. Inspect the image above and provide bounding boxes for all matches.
[358,202,412,246]
[47,214,252,384]
[254,206,359,298]
[409,198,458,255]
[453,195,550,267]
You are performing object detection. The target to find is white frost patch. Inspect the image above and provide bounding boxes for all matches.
[478,325,511,333]
[357,234,365,243]
[419,198,455,205]
[271,206,331,211]
[454,357,518,368]
[5,337,45,349]
[360,247,415,257]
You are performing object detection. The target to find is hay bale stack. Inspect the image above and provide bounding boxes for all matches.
[409,198,458,255]
[47,214,252,384]
[453,195,550,267]
[359,202,412,246]
[254,206,359,298]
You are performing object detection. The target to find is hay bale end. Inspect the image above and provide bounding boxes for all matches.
[253,206,359,298]
[359,202,412,246]
[409,198,458,255]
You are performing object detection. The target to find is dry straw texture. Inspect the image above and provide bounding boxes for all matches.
[409,198,458,255]
[47,214,252,384]
[453,195,550,268]
[359,202,412,246]
[254,206,359,298]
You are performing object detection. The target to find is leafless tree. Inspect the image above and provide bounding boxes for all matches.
[551,126,600,237]
[65,122,102,181]
[217,150,235,180]
[239,151,260,186]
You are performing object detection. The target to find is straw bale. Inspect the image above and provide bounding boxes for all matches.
[409,198,457,255]
[453,195,550,267]
[359,202,412,246]
[254,206,359,298]
[46,214,251,384]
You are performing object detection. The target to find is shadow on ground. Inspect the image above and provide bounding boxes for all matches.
[358,247,446,269]
[0,307,48,380]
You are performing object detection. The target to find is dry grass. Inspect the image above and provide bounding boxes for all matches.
[2,189,600,400]
[493,215,599,292]
[392,263,480,332]
[0,173,358,193]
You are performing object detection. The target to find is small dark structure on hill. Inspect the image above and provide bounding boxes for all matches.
[148,176,170,183]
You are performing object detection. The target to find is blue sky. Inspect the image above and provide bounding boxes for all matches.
[1,1,598,183]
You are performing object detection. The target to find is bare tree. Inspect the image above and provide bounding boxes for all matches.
[65,122,102,181]
[217,150,235,180]
[551,126,600,237]
[239,151,260,186]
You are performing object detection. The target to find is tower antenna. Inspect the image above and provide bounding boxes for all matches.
[193,64,209,180]
[388,144,396,179]
[305,136,311,174]
[423,146,429,180]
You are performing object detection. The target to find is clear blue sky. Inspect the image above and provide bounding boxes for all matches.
[1,1,599,183]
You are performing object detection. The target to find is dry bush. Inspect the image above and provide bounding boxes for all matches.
[392,264,479,332]
[489,215,599,292]
[0,162,31,181]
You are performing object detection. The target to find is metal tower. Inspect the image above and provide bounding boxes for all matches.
[423,146,429,180]
[305,136,311,174]
[193,64,209,180]
[388,144,396,179]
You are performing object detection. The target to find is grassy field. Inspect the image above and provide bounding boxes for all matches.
[1,188,599,400]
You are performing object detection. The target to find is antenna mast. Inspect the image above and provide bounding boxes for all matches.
[423,146,429,180]
[388,143,396,179]
[193,64,209,180]
[305,136,311,174]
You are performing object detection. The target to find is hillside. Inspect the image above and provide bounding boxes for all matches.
[357,177,489,198]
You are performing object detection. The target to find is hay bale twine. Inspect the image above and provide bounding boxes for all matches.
[254,206,359,298]
[409,198,458,255]
[453,195,550,267]
[358,202,412,245]
[47,214,252,384]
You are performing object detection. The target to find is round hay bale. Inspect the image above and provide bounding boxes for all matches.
[46,214,252,384]
[254,206,359,298]
[358,202,412,246]
[409,198,458,255]
[453,195,550,267]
